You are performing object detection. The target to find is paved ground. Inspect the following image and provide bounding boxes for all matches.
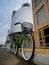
[0,48,36,65]
[33,54,49,65]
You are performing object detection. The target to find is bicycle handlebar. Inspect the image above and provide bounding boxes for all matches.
[14,22,22,25]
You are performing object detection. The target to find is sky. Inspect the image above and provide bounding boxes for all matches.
[0,0,32,45]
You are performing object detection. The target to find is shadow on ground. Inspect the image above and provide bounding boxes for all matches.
[15,55,36,65]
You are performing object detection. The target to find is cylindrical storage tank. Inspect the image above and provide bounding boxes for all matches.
[9,3,33,35]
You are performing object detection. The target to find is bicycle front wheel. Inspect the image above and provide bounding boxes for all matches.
[22,34,35,61]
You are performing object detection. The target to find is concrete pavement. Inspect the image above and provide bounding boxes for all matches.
[33,54,49,65]
[0,48,49,65]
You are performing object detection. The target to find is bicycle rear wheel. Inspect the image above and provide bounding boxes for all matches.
[22,34,35,61]
[13,45,18,55]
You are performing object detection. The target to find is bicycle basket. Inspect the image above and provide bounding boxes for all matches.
[21,22,33,32]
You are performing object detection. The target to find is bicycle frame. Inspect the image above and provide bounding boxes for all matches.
[18,32,26,48]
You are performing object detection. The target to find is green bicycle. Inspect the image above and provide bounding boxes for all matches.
[10,22,35,61]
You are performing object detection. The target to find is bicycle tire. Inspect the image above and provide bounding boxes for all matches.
[22,33,35,61]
